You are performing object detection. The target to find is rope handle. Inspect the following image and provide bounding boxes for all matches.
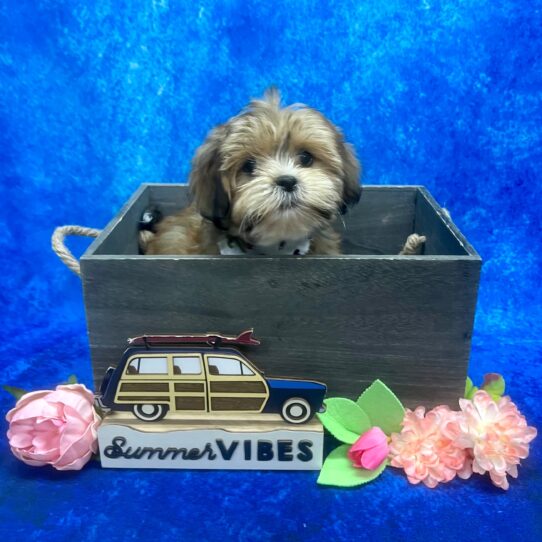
[51,225,102,276]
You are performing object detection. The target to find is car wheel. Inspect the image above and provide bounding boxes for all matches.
[133,404,168,422]
[281,397,312,424]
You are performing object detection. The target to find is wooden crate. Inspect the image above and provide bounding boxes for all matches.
[81,184,481,408]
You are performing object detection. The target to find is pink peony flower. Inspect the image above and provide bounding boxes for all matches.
[6,384,101,470]
[348,427,389,470]
[455,391,537,490]
[389,405,471,488]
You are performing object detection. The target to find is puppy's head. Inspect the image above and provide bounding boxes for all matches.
[190,88,361,246]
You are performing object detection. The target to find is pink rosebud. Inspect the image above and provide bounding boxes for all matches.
[6,384,101,471]
[348,427,389,470]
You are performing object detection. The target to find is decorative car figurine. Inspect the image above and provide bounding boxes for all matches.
[96,330,326,424]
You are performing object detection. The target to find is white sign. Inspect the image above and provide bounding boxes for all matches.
[98,423,323,470]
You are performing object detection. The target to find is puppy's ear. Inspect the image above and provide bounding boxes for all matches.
[189,124,231,230]
[338,140,362,215]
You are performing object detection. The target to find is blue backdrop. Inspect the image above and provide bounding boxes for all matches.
[1,1,541,540]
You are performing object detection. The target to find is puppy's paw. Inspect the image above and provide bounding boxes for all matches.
[139,230,155,254]
[139,206,163,232]
[138,206,163,254]
[399,233,426,255]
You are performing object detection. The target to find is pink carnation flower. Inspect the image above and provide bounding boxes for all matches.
[456,391,537,490]
[6,384,101,470]
[389,405,471,488]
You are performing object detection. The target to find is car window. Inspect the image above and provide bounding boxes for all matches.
[173,356,202,375]
[126,358,140,374]
[241,362,255,375]
[207,356,254,376]
[132,356,168,374]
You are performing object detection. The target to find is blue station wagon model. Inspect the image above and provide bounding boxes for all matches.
[96,330,327,424]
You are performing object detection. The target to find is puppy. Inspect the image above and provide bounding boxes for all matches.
[142,89,361,255]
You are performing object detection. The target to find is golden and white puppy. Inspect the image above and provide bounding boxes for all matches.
[142,89,361,255]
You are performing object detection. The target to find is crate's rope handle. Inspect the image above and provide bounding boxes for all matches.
[51,225,102,276]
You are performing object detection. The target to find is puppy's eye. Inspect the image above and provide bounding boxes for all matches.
[241,159,256,175]
[298,151,314,167]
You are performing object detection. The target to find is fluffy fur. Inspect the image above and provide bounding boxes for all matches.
[144,89,361,255]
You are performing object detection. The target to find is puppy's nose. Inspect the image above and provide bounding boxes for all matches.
[276,175,298,192]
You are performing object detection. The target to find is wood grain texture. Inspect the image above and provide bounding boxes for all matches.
[341,186,418,254]
[414,188,471,256]
[91,184,150,256]
[81,254,481,409]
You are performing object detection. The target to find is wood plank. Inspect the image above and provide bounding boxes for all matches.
[147,183,191,213]
[414,188,478,256]
[340,186,417,254]
[85,184,473,257]
[92,184,150,256]
[81,255,481,409]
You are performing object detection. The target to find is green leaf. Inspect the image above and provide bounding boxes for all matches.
[317,398,371,444]
[317,444,388,487]
[65,374,78,385]
[481,373,505,401]
[356,380,405,435]
[464,377,478,400]
[2,385,28,401]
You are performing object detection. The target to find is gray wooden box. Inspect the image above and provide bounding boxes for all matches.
[81,184,481,408]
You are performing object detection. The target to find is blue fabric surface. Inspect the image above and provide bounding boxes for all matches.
[1,1,541,540]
